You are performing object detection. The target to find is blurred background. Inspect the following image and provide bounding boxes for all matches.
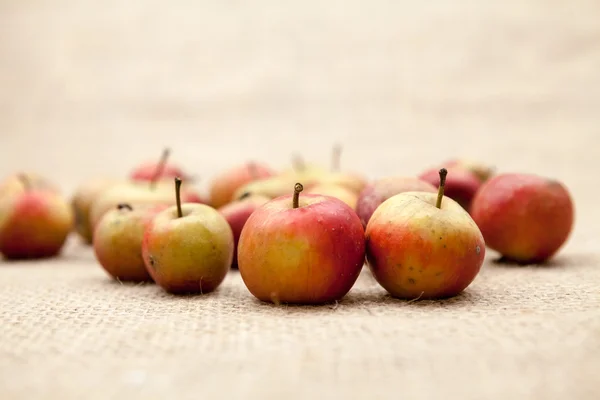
[1,0,598,197]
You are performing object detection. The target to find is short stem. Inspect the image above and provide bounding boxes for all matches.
[175,177,183,218]
[292,154,305,173]
[18,174,31,191]
[436,168,448,209]
[293,183,303,209]
[332,143,342,171]
[150,148,171,189]
[238,192,252,201]
[117,203,133,211]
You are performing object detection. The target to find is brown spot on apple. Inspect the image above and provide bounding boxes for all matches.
[408,278,416,285]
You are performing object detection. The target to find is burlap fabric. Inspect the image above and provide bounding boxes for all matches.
[1,1,599,399]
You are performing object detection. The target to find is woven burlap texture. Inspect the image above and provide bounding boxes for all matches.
[1,1,599,399]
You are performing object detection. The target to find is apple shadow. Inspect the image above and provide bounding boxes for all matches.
[491,253,587,269]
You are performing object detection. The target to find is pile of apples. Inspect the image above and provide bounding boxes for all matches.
[0,146,575,304]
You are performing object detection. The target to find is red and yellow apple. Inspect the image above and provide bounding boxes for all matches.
[305,183,358,209]
[209,162,274,208]
[470,173,574,264]
[237,183,366,304]
[418,166,482,211]
[129,148,187,183]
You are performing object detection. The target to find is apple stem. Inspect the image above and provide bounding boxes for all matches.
[117,203,133,211]
[436,168,448,209]
[17,174,31,191]
[332,143,342,171]
[150,148,171,190]
[239,192,252,201]
[175,177,183,218]
[248,161,259,180]
[292,154,305,172]
[293,183,303,209]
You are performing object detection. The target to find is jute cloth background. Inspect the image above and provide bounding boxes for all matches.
[1,1,599,399]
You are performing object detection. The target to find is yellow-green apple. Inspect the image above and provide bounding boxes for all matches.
[356,176,437,227]
[93,203,167,282]
[237,183,366,304]
[470,173,574,264]
[89,181,205,232]
[142,178,234,294]
[365,169,485,299]
[232,175,300,201]
[0,172,60,197]
[305,183,358,209]
[0,179,74,259]
[129,148,188,183]
[217,193,271,268]
[419,166,482,211]
[445,159,495,182]
[209,161,274,208]
[71,178,122,244]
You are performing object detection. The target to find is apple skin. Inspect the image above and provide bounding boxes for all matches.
[356,177,437,227]
[470,173,574,264]
[237,193,366,304]
[305,183,358,209]
[445,159,495,182]
[71,178,122,244]
[129,162,186,183]
[418,167,482,211]
[0,173,60,197]
[0,189,74,259]
[365,191,485,299]
[93,204,167,282]
[232,175,299,201]
[209,162,274,208]
[142,203,234,294]
[218,194,271,268]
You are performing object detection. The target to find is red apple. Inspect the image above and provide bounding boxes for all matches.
[470,173,574,264]
[356,176,437,227]
[218,193,271,268]
[445,159,495,182]
[0,172,60,197]
[93,203,167,282]
[129,148,187,183]
[365,169,485,299]
[209,161,274,208]
[237,183,366,304]
[0,178,74,259]
[142,178,234,294]
[418,166,482,211]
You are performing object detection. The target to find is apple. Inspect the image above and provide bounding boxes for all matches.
[365,168,485,299]
[232,175,300,201]
[356,176,437,227]
[0,172,59,197]
[93,203,167,282]
[237,182,366,305]
[418,166,482,211]
[305,183,358,209]
[445,159,495,182]
[129,148,187,183]
[0,177,74,259]
[71,178,122,244]
[142,177,234,294]
[88,180,204,231]
[217,193,271,268]
[470,173,574,264]
[209,161,274,208]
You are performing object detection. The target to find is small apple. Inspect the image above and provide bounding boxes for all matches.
[71,178,122,244]
[418,166,482,211]
[0,172,60,197]
[0,176,74,259]
[209,161,274,208]
[305,183,358,209]
[470,173,574,264]
[445,159,495,182]
[89,180,204,231]
[218,193,271,268]
[365,169,485,299]
[93,203,167,282]
[130,148,188,183]
[356,176,437,227]
[142,177,234,294]
[237,183,366,305]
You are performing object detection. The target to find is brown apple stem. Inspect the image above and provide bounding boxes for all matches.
[293,183,303,209]
[247,161,259,180]
[175,177,183,218]
[332,143,342,172]
[436,168,448,209]
[150,148,171,190]
[292,154,306,172]
[117,203,133,211]
[239,192,252,201]
[17,174,31,191]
